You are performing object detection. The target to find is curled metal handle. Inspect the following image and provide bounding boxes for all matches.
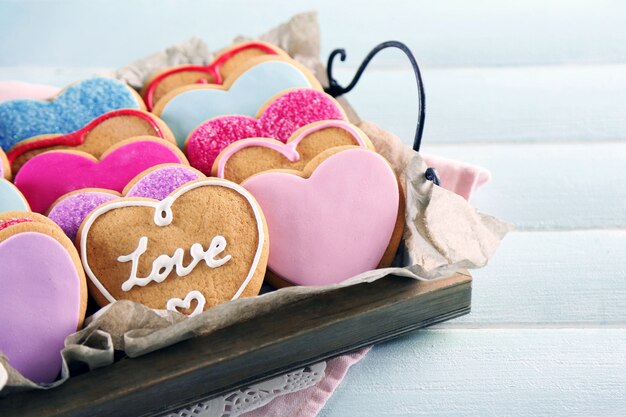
[324,41,439,185]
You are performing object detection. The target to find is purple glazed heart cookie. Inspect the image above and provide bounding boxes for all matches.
[0,211,87,383]
[48,164,204,241]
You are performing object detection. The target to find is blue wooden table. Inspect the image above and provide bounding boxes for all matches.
[1,1,625,415]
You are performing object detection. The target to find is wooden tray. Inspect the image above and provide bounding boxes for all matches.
[0,270,471,417]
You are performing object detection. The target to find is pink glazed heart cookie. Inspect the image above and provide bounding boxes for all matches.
[0,211,87,383]
[240,147,405,287]
[185,88,346,174]
[14,137,188,213]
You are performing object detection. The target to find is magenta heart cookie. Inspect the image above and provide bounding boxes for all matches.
[185,88,346,174]
[14,138,188,213]
[0,213,86,383]
[48,164,202,241]
[242,148,401,286]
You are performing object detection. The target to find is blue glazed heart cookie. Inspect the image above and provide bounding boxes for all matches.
[0,77,144,150]
[153,57,322,147]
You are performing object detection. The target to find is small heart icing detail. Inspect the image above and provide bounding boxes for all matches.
[0,231,83,383]
[155,58,321,147]
[242,148,400,286]
[14,138,187,213]
[186,89,346,174]
[0,78,142,150]
[166,290,206,317]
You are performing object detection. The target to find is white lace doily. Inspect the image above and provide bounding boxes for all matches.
[165,362,326,417]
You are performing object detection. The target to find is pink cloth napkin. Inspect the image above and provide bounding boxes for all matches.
[243,155,491,417]
[0,81,60,102]
[422,154,491,201]
[242,348,371,417]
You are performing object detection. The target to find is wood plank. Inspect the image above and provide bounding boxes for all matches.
[0,272,471,417]
[422,143,626,230]
[320,329,626,417]
[2,65,625,146]
[338,65,626,145]
[442,230,626,326]
[1,1,625,67]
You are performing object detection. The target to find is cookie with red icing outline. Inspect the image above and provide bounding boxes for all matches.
[141,41,287,111]
[6,109,175,174]
[153,56,323,148]
[0,211,87,383]
[76,172,269,317]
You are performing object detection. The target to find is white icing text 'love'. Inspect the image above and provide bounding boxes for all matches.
[118,235,231,291]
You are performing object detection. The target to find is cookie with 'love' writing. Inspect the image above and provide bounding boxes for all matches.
[141,41,286,111]
[7,109,174,174]
[77,174,269,317]
[0,211,87,383]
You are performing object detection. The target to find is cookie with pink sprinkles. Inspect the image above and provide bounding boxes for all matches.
[184,88,347,174]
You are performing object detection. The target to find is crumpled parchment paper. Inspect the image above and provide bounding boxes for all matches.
[0,11,511,396]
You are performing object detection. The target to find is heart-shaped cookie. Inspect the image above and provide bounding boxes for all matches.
[142,41,285,111]
[14,137,188,213]
[77,178,269,316]
[0,212,87,383]
[213,120,374,184]
[186,89,346,174]
[7,109,174,174]
[48,164,203,240]
[242,147,404,286]
[0,77,144,151]
[153,57,322,147]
